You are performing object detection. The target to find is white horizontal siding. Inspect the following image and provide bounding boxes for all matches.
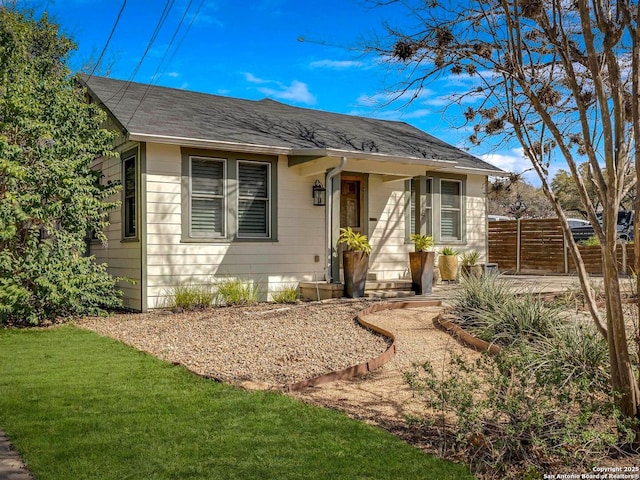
[367,176,412,280]
[367,174,488,280]
[144,143,325,307]
[90,147,142,311]
[95,142,491,309]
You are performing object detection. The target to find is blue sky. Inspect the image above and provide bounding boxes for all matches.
[40,0,533,180]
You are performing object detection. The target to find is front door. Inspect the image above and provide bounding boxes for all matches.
[340,175,364,233]
[338,175,365,278]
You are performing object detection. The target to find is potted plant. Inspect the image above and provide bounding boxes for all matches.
[409,233,435,294]
[337,227,372,298]
[461,250,483,278]
[438,246,459,282]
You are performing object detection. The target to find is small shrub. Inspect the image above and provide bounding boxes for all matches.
[0,237,123,325]
[580,235,600,246]
[406,350,632,478]
[452,275,562,345]
[523,320,610,390]
[165,283,215,310]
[271,285,299,304]
[440,246,458,256]
[460,250,480,266]
[472,293,561,345]
[215,277,258,306]
[451,274,513,328]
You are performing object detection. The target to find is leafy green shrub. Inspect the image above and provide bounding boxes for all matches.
[271,285,299,304]
[0,236,122,325]
[409,275,634,476]
[164,283,215,310]
[337,227,372,253]
[580,235,600,246]
[0,10,122,325]
[215,278,258,306]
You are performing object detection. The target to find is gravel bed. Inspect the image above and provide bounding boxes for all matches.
[75,299,391,388]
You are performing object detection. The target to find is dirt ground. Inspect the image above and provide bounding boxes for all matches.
[288,304,480,456]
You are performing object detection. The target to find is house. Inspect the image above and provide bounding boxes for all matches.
[81,75,505,311]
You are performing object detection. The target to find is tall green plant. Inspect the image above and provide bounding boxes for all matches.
[337,227,371,254]
[409,233,434,252]
[0,9,121,324]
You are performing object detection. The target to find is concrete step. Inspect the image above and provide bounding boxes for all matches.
[365,290,416,299]
[365,280,413,292]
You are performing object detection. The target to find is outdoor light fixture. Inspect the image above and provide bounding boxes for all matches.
[509,193,528,219]
[312,179,326,206]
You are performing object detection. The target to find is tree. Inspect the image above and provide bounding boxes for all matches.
[0,8,121,324]
[488,176,554,218]
[552,161,636,215]
[367,0,640,435]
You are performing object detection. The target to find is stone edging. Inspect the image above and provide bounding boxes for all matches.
[283,301,443,392]
[432,308,501,355]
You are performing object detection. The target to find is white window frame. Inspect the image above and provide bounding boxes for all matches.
[440,178,463,242]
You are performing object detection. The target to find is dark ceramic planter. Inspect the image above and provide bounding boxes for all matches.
[343,250,369,298]
[409,251,435,294]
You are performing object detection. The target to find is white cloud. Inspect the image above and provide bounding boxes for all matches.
[309,59,364,70]
[244,73,316,105]
[481,148,541,185]
[245,72,270,84]
[259,80,316,105]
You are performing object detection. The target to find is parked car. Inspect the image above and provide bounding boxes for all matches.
[488,215,511,221]
[566,218,589,229]
[570,211,634,243]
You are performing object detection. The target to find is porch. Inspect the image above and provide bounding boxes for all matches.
[299,273,588,302]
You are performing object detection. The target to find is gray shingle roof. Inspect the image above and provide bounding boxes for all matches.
[80,75,504,174]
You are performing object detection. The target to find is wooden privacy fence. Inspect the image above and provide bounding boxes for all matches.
[488,218,635,275]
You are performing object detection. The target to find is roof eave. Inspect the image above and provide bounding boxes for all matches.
[127,132,291,155]
[453,165,509,176]
[289,148,457,168]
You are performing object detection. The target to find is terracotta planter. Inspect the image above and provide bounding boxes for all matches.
[409,251,435,294]
[343,250,369,298]
[438,255,459,281]
[461,264,483,279]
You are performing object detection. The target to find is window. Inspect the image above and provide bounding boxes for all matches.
[407,177,433,237]
[409,179,416,236]
[123,155,137,238]
[441,179,462,241]
[190,157,225,237]
[406,175,464,243]
[423,178,433,235]
[238,161,270,237]
[182,149,276,242]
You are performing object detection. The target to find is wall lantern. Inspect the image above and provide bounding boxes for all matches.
[509,193,528,219]
[312,179,326,206]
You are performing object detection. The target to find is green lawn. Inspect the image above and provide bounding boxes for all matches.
[0,326,473,479]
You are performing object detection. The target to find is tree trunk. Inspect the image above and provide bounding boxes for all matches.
[601,204,640,426]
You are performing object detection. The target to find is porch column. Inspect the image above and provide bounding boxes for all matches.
[329,172,341,283]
